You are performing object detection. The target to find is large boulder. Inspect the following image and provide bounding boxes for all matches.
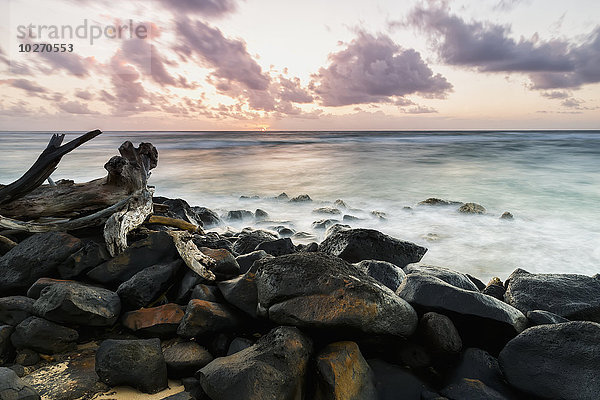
[526,309,569,326]
[199,247,240,279]
[153,197,206,226]
[0,325,14,365]
[11,316,78,354]
[255,252,418,337]
[192,232,234,254]
[33,282,121,327]
[499,321,600,400]
[177,299,245,338]
[0,367,40,400]
[0,232,81,295]
[397,273,526,352]
[95,338,168,394]
[368,359,430,400]
[57,240,110,280]
[163,341,214,378]
[197,326,312,400]
[116,260,182,310]
[314,341,377,400]
[218,271,260,318]
[121,303,185,336]
[26,278,77,299]
[0,296,34,326]
[418,312,462,356]
[87,231,178,285]
[355,260,406,291]
[319,226,426,267]
[235,250,272,274]
[504,270,600,322]
[232,230,278,255]
[404,264,479,291]
[255,238,296,256]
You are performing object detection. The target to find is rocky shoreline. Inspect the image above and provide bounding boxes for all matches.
[1,195,599,400]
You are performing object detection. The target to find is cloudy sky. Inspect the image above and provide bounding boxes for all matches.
[0,0,599,130]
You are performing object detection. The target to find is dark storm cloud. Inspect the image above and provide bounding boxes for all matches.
[310,32,452,107]
[407,4,600,90]
[157,0,238,17]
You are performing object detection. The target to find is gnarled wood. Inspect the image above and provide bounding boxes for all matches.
[169,231,216,281]
[145,215,203,233]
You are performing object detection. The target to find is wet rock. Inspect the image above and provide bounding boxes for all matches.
[163,341,213,379]
[218,272,259,318]
[397,273,527,348]
[312,219,340,230]
[95,338,168,394]
[192,207,222,227]
[275,192,289,200]
[404,265,479,291]
[227,337,254,355]
[192,232,234,253]
[333,199,348,208]
[190,284,223,303]
[355,260,406,292]
[313,207,341,215]
[236,250,272,274]
[14,349,38,367]
[0,297,34,326]
[526,309,569,326]
[227,210,254,221]
[87,231,178,285]
[504,270,600,322]
[57,240,111,280]
[199,247,240,279]
[500,212,513,220]
[11,317,78,354]
[418,198,463,206]
[240,195,259,200]
[483,277,506,301]
[0,235,17,257]
[197,326,312,400]
[254,209,269,220]
[0,325,14,365]
[0,367,40,400]
[117,260,182,310]
[314,341,377,400]
[371,211,387,220]
[467,274,487,291]
[342,214,362,221]
[177,300,245,338]
[418,312,462,355]
[232,229,278,255]
[320,226,427,267]
[255,252,418,337]
[299,242,319,252]
[440,378,507,400]
[255,237,296,256]
[33,282,121,327]
[292,231,317,242]
[121,303,185,336]
[458,202,486,214]
[499,321,600,400]
[289,194,312,202]
[0,232,82,295]
[274,226,295,237]
[368,359,430,400]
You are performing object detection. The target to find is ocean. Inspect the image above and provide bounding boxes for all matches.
[1,130,599,282]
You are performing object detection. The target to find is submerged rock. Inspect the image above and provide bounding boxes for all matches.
[197,326,312,400]
[95,338,168,394]
[255,252,418,337]
[320,226,427,268]
[227,210,253,221]
[418,198,463,206]
[458,202,486,214]
[313,207,341,215]
[499,321,600,400]
[0,232,82,295]
[500,211,514,220]
[11,316,78,354]
[33,282,121,327]
[0,367,40,400]
[504,270,600,322]
[289,194,312,202]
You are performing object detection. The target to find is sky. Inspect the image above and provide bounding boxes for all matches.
[0,0,599,131]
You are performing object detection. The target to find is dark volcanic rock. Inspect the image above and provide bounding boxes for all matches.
[88,231,178,285]
[254,209,269,220]
[227,337,254,355]
[227,210,254,221]
[0,235,17,257]
[0,232,82,295]
[192,232,234,253]
[504,270,600,322]
[0,325,14,365]
[404,265,479,291]
[117,260,182,310]
[11,316,78,354]
[418,198,463,206]
[191,207,222,227]
[57,240,111,280]
[95,338,168,394]
[163,341,214,378]
[320,226,427,267]
[218,271,259,318]
[313,207,341,215]
[312,219,340,230]
[197,326,312,400]
[458,202,486,214]
[499,321,600,400]
[177,299,245,338]
[26,278,77,299]
[190,284,223,303]
[121,303,185,336]
[235,250,272,274]
[418,312,462,355]
[440,378,507,400]
[0,296,34,326]
[0,367,40,400]
[500,211,514,220]
[153,197,207,227]
[314,341,377,400]
[199,247,240,278]
[289,194,312,202]
[255,252,418,337]
[467,274,487,291]
[15,349,39,366]
[355,260,406,291]
[232,229,278,255]
[33,281,121,327]
[397,273,527,341]
[368,359,430,400]
[255,237,296,256]
[526,309,569,326]
[483,282,506,301]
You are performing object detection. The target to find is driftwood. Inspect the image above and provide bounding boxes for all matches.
[169,231,216,281]
[145,215,203,233]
